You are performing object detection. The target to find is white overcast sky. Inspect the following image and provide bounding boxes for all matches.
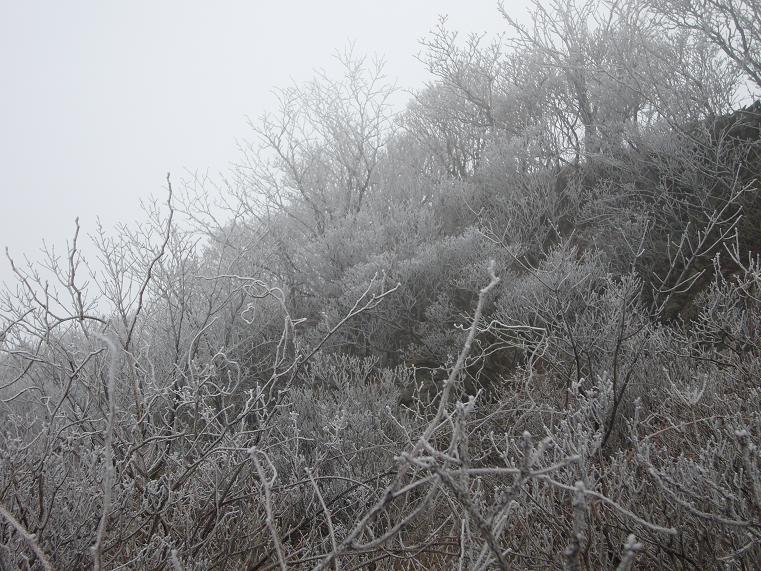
[0,1,527,286]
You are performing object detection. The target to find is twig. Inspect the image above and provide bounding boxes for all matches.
[0,501,55,571]
[306,468,339,570]
[124,172,175,351]
[91,333,119,571]
[250,447,288,571]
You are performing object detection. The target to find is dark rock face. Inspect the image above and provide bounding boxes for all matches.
[712,100,761,143]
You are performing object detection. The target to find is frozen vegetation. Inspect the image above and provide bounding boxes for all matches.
[1,1,761,568]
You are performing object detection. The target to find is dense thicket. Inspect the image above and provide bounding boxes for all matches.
[2,1,761,569]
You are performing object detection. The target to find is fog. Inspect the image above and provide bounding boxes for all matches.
[0,1,519,286]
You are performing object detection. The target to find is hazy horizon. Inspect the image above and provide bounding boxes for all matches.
[0,1,522,288]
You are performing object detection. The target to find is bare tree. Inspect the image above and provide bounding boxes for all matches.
[238,46,397,235]
[647,0,761,91]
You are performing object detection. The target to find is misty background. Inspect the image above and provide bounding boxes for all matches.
[2,0,761,567]
[0,1,522,286]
